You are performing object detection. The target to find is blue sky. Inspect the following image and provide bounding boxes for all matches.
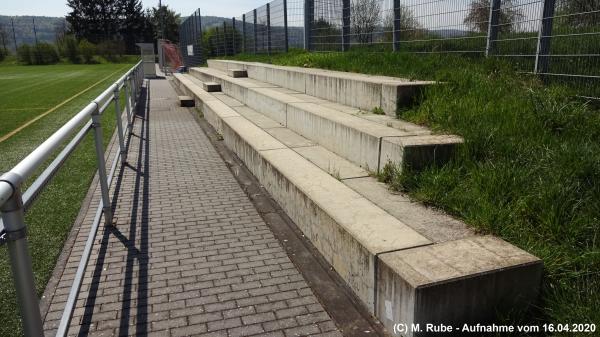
[2,0,267,18]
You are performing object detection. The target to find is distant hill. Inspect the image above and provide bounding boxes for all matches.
[0,16,66,51]
[0,14,305,53]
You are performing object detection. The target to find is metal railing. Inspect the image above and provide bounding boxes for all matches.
[182,0,599,99]
[0,60,145,337]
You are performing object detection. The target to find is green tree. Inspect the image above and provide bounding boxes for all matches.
[79,39,96,63]
[464,0,524,33]
[97,40,125,61]
[33,42,60,64]
[149,5,180,42]
[17,44,33,64]
[0,22,9,55]
[561,0,600,28]
[351,0,381,44]
[67,0,147,52]
[66,0,121,43]
[119,0,145,53]
[61,34,80,63]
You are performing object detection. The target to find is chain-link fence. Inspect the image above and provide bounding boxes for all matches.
[181,0,599,98]
[179,10,204,67]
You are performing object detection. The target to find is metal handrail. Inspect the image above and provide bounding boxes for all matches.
[0,60,145,337]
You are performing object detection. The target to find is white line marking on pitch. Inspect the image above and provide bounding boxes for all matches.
[0,65,130,144]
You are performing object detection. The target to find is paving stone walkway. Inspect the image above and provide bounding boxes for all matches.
[42,78,342,337]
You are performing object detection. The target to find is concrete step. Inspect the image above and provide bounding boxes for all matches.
[202,81,222,92]
[208,59,435,117]
[190,67,462,174]
[172,73,543,334]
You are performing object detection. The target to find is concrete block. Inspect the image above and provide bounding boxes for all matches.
[179,96,194,107]
[203,81,222,92]
[381,82,431,117]
[228,69,248,78]
[380,135,464,172]
[376,236,542,336]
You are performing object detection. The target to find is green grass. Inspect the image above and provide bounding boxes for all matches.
[227,50,600,334]
[0,63,131,138]
[0,62,135,336]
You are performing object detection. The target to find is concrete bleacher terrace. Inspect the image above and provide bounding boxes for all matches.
[173,61,543,336]
[189,65,462,174]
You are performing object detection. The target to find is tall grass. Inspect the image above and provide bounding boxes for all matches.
[227,50,600,330]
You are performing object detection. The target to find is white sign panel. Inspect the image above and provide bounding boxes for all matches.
[187,45,194,56]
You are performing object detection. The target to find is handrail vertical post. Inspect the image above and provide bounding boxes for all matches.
[125,76,133,134]
[113,87,126,165]
[130,72,137,108]
[0,178,45,337]
[91,104,113,226]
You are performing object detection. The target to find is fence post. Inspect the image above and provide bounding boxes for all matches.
[223,22,228,56]
[91,104,113,226]
[193,11,199,64]
[197,9,204,64]
[393,0,401,52]
[254,9,258,54]
[304,0,313,51]
[242,14,246,53]
[179,21,184,66]
[535,0,556,74]
[284,0,289,52]
[0,174,45,337]
[486,0,501,56]
[232,17,237,54]
[342,0,351,51]
[113,86,126,165]
[267,3,272,54]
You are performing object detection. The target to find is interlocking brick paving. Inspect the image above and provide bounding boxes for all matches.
[42,78,342,337]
